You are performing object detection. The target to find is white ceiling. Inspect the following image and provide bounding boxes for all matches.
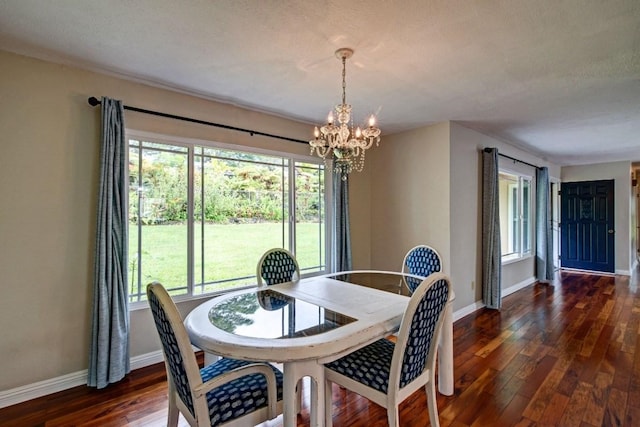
[1,0,639,166]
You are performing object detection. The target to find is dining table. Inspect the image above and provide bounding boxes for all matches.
[184,270,454,427]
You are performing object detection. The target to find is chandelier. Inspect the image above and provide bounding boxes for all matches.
[309,48,381,178]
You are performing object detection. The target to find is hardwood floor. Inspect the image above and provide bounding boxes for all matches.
[1,270,639,426]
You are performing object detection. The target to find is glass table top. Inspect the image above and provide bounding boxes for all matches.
[327,271,418,296]
[208,289,356,339]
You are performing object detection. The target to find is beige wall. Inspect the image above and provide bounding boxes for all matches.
[365,122,451,273]
[561,161,633,274]
[348,166,372,269]
[0,50,313,391]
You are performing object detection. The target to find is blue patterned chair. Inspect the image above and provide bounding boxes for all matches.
[324,273,451,427]
[255,248,303,411]
[256,248,300,286]
[146,282,283,427]
[402,244,443,293]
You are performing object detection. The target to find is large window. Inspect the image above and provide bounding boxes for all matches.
[127,132,328,304]
[499,171,531,261]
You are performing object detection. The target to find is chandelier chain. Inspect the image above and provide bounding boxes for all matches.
[341,55,347,106]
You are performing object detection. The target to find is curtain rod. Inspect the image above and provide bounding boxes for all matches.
[484,147,540,170]
[87,96,308,145]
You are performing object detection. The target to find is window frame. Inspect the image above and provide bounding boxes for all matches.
[499,168,533,264]
[126,130,333,310]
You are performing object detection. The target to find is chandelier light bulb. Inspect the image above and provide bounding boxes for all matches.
[309,47,381,179]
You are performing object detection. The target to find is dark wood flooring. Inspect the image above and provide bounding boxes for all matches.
[1,269,639,426]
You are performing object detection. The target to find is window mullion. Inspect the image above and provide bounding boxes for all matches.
[187,146,194,296]
[288,159,296,254]
[136,143,143,302]
[519,177,524,257]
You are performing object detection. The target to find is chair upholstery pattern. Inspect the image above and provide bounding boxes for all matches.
[201,358,284,427]
[259,249,298,286]
[400,278,449,386]
[404,246,442,292]
[325,278,449,390]
[148,288,195,416]
[324,338,395,393]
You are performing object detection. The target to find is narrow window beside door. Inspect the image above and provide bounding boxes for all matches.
[499,171,532,262]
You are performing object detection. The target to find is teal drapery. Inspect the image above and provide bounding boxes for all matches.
[536,167,554,281]
[332,172,352,272]
[482,148,502,309]
[88,97,130,388]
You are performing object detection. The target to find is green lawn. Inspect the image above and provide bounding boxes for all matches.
[129,222,325,300]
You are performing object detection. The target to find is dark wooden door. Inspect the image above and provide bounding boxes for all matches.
[560,180,615,272]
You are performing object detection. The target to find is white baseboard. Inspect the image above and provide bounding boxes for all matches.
[452,277,537,321]
[0,369,87,410]
[130,350,165,371]
[502,276,537,297]
[452,300,485,322]
[0,350,165,410]
[615,269,631,276]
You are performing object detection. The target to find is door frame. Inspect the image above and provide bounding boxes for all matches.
[550,178,561,272]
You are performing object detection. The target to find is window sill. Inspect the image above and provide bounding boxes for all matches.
[502,253,533,266]
[128,284,258,311]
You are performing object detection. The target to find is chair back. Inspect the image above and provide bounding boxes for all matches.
[147,282,201,418]
[391,273,450,389]
[402,245,442,292]
[256,248,300,286]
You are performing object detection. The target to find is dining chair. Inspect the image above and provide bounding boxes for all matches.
[147,282,283,427]
[324,272,451,427]
[401,244,443,293]
[255,247,303,412]
[256,247,300,286]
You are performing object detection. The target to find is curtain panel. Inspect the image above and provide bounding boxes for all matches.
[536,167,554,281]
[88,97,130,388]
[333,173,352,272]
[482,148,502,309]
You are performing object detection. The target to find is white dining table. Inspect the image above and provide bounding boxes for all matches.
[184,271,453,427]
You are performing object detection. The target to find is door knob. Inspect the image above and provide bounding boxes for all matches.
[608,229,615,234]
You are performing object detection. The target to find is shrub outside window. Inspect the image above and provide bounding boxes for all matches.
[127,132,329,305]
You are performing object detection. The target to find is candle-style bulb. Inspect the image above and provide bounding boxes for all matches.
[368,115,376,127]
[355,127,362,138]
[327,112,334,125]
[314,126,320,138]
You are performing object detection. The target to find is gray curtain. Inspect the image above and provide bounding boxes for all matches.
[482,148,502,309]
[88,97,130,388]
[333,172,352,272]
[536,167,554,281]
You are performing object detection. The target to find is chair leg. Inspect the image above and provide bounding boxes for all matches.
[425,380,440,427]
[167,391,179,427]
[387,405,400,427]
[325,379,334,427]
